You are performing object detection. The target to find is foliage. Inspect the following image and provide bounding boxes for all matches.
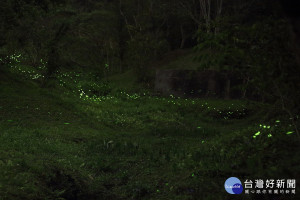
[194,1,300,133]
[0,0,198,79]
[125,32,169,81]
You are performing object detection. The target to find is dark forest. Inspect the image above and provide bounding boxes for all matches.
[0,0,299,199]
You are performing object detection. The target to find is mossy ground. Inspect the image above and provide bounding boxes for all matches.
[0,66,299,200]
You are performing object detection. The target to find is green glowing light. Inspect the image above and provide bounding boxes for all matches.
[202,140,205,143]
[275,120,280,123]
[64,123,70,125]
[254,131,261,136]
[286,131,293,135]
[197,126,201,129]
[253,135,257,139]
[7,120,13,122]
[268,134,272,138]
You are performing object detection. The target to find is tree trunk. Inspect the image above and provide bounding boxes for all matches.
[224,78,231,99]
[206,71,217,96]
[180,25,186,49]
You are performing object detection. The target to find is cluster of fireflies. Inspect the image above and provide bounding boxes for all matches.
[252,121,294,139]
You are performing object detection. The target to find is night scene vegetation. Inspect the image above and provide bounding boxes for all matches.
[0,0,299,200]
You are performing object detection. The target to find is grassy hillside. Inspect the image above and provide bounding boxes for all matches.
[0,66,299,200]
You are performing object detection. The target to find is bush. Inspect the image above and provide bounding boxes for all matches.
[78,80,112,97]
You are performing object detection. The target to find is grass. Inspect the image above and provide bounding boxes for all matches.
[0,65,299,200]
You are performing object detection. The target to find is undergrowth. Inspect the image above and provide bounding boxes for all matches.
[0,63,299,200]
